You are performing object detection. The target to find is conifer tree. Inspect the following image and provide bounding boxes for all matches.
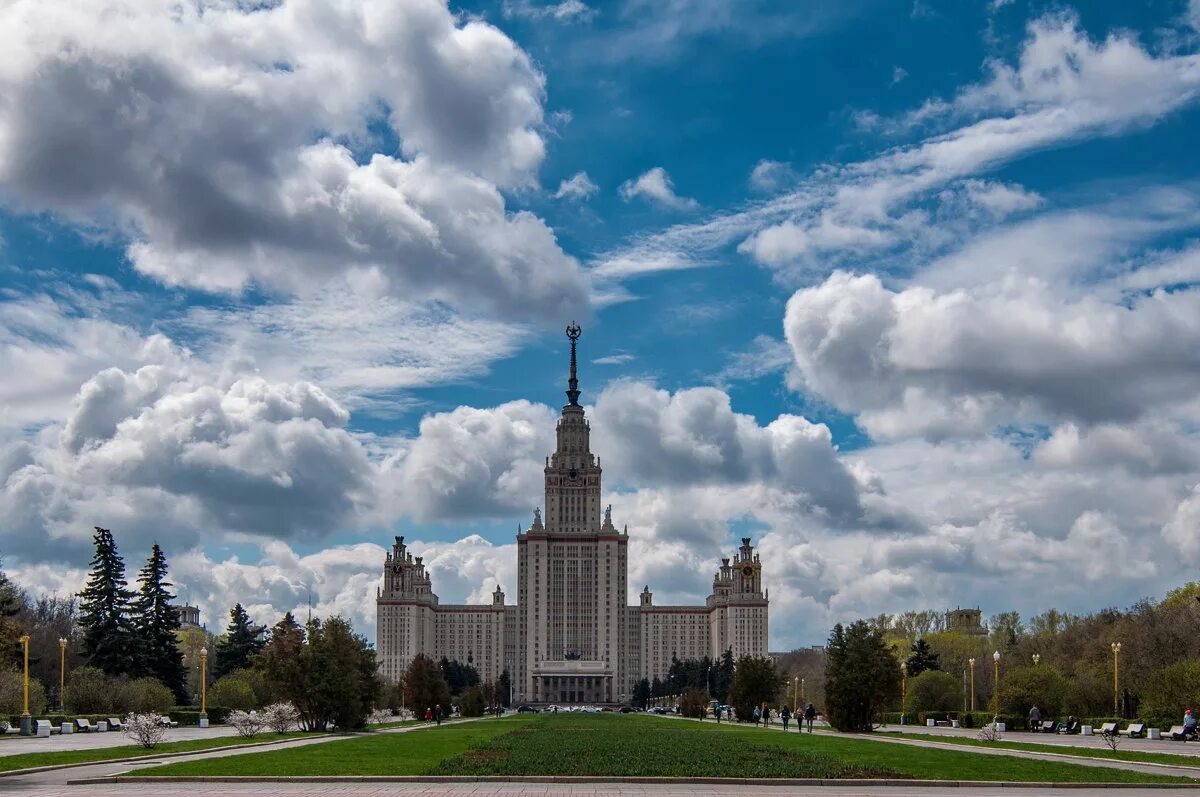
[77,527,136,676]
[904,637,941,677]
[214,603,264,677]
[0,561,23,668]
[131,544,187,700]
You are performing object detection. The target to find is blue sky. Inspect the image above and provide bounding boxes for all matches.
[1,0,1200,648]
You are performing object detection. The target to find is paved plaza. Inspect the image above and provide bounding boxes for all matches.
[0,725,243,757]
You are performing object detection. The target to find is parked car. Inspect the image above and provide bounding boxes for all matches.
[516,705,538,713]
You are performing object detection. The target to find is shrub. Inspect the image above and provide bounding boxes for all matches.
[903,670,962,716]
[729,656,783,724]
[261,702,300,733]
[65,666,113,714]
[458,686,485,717]
[680,687,710,719]
[118,677,174,714]
[208,673,258,711]
[1141,661,1200,721]
[123,713,167,749]
[995,666,1069,718]
[0,668,48,715]
[367,708,394,726]
[227,709,265,738]
[169,705,232,725]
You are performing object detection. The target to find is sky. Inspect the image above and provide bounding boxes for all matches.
[1,0,1200,650]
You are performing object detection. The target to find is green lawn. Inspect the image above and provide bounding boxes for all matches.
[0,730,312,774]
[128,714,1191,783]
[884,731,1200,769]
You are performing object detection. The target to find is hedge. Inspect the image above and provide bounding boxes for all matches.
[5,713,113,728]
[168,705,232,725]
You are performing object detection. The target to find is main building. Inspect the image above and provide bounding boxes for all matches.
[376,327,768,704]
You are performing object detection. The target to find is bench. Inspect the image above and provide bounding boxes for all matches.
[96,720,108,732]
[107,717,124,732]
[1119,723,1146,738]
[1039,720,1056,733]
[34,720,52,738]
[60,721,73,735]
[1096,722,1118,737]
[75,718,97,733]
[157,715,178,728]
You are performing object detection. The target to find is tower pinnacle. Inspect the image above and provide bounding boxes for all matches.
[565,323,582,406]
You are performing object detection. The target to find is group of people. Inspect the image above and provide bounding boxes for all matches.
[745,703,817,732]
[422,705,444,725]
[1027,704,1198,740]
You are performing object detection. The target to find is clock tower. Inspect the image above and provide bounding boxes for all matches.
[544,323,603,534]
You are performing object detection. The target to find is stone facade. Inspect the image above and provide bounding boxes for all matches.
[376,328,769,704]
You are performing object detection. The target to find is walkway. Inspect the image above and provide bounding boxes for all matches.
[0,725,242,757]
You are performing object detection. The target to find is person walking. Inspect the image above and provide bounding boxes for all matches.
[804,702,816,733]
[424,706,433,723]
[716,704,722,723]
[752,705,761,726]
[435,704,443,726]
[1029,705,1041,732]
[781,705,791,732]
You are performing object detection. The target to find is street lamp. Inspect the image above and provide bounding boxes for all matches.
[19,635,31,736]
[59,637,68,712]
[801,676,806,704]
[793,676,799,710]
[1111,642,1122,717]
[992,651,1001,714]
[900,662,908,715]
[199,647,209,728]
[968,658,976,712]
[1032,653,1040,667]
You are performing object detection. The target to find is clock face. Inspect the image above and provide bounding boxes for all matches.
[568,468,578,480]
[742,566,754,577]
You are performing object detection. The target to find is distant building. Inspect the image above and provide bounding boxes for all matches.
[945,607,987,636]
[174,603,202,631]
[375,327,769,704]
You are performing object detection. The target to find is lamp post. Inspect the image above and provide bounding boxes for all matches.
[199,647,209,728]
[1111,642,1121,717]
[19,635,31,736]
[968,658,976,712]
[59,637,68,712]
[793,676,799,710]
[1032,653,1040,667]
[992,651,1001,714]
[801,677,806,704]
[900,662,908,721]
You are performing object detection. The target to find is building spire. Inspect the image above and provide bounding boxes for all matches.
[565,323,582,406]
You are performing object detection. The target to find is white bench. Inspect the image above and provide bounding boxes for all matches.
[60,721,73,734]
[1119,723,1146,738]
[75,718,97,733]
[106,717,124,731]
[34,720,52,738]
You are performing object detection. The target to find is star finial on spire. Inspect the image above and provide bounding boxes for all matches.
[565,323,582,406]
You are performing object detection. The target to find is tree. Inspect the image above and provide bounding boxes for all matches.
[256,616,380,731]
[680,687,709,719]
[256,612,303,705]
[438,657,480,695]
[214,603,264,678]
[117,677,174,713]
[0,562,22,668]
[403,653,451,717]
[1141,660,1200,721]
[632,677,651,708]
[130,544,187,700]
[497,669,512,707]
[995,665,1070,718]
[903,670,963,716]
[712,648,735,703]
[728,655,782,721]
[824,620,901,732]
[0,668,47,716]
[904,638,940,677]
[65,666,114,714]
[77,527,136,676]
[459,685,486,717]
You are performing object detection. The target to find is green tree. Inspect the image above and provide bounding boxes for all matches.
[0,562,22,669]
[65,666,114,714]
[402,653,451,718]
[256,612,303,705]
[0,668,47,716]
[904,638,940,677]
[712,648,735,703]
[497,669,511,707]
[995,665,1070,718]
[824,620,901,732]
[1141,660,1200,721]
[632,677,651,708]
[903,670,962,716]
[208,670,262,710]
[728,655,782,721]
[77,527,136,676]
[459,685,486,717]
[438,657,480,695]
[214,603,264,678]
[117,677,174,713]
[130,544,187,700]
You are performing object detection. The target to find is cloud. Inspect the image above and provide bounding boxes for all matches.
[593,353,635,365]
[748,160,798,193]
[891,66,908,85]
[503,0,597,23]
[553,171,600,201]
[1163,486,1200,563]
[784,271,1200,440]
[594,14,1200,279]
[0,0,590,318]
[618,167,699,211]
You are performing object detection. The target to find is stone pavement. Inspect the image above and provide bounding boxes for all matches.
[0,724,242,757]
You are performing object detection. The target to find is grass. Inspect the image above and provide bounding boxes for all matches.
[128,714,1192,783]
[0,730,311,774]
[885,730,1200,769]
[130,716,527,777]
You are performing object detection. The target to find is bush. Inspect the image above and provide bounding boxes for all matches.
[261,702,300,733]
[227,709,265,737]
[995,666,1069,718]
[208,673,259,711]
[1141,661,1200,721]
[169,705,232,725]
[729,656,783,723]
[459,686,485,717]
[123,713,167,748]
[680,687,710,719]
[118,677,174,714]
[65,667,113,714]
[0,668,48,715]
[904,670,962,716]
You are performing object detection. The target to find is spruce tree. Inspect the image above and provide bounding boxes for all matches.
[131,544,187,700]
[77,527,136,676]
[0,561,23,668]
[904,637,941,677]
[214,603,264,677]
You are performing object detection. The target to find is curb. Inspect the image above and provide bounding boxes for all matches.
[67,775,1200,788]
